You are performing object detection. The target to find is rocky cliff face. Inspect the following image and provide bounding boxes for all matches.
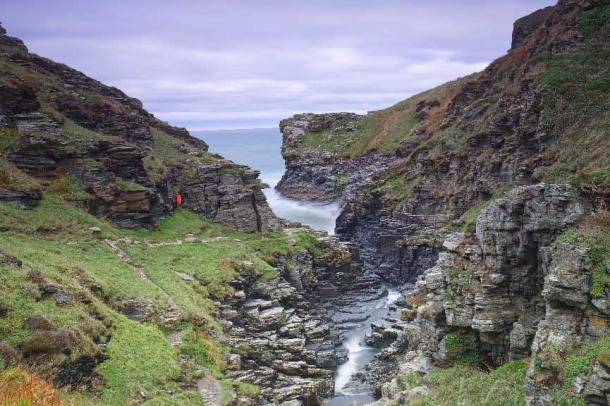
[280,0,609,284]
[0,24,278,232]
[276,0,609,403]
[371,184,608,405]
[277,113,396,202]
[216,234,366,404]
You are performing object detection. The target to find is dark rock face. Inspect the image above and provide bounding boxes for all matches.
[0,187,42,208]
[0,24,278,231]
[277,113,395,203]
[512,6,555,49]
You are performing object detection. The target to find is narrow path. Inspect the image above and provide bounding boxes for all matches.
[168,330,224,405]
[103,238,182,322]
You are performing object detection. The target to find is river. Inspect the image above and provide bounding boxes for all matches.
[195,128,400,405]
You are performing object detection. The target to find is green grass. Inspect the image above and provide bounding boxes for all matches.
[0,196,327,403]
[0,158,40,191]
[443,332,479,366]
[113,176,144,192]
[144,129,217,184]
[458,201,488,233]
[579,2,610,38]
[536,34,610,186]
[0,128,20,153]
[538,335,609,404]
[558,217,610,298]
[412,360,528,406]
[182,329,226,378]
[46,173,91,201]
[98,317,181,405]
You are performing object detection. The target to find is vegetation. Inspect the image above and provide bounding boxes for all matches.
[536,335,609,405]
[0,189,327,404]
[536,10,610,188]
[0,367,63,406]
[0,158,39,191]
[558,210,610,298]
[46,173,91,201]
[0,128,19,153]
[412,360,528,406]
[443,332,479,366]
[98,318,181,404]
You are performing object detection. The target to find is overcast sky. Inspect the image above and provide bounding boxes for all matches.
[2,0,555,130]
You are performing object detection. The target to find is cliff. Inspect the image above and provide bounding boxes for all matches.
[0,23,279,232]
[279,0,610,283]
[0,22,363,405]
[277,0,610,403]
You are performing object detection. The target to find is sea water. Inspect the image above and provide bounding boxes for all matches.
[194,128,341,234]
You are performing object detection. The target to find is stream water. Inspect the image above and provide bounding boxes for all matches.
[195,128,401,405]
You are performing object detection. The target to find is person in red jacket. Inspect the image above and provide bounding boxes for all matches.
[175,193,183,208]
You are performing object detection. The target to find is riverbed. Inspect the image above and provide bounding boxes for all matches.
[196,128,400,405]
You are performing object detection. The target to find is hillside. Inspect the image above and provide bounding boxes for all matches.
[0,23,278,232]
[279,0,610,282]
[276,0,610,404]
[0,22,368,405]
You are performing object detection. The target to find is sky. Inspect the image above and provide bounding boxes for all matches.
[2,0,555,130]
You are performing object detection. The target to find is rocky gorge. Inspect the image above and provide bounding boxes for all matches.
[274,0,610,404]
[0,0,608,405]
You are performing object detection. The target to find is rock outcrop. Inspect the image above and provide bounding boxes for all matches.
[277,113,395,203]
[281,0,609,285]
[0,23,279,232]
[370,184,608,404]
[215,234,373,404]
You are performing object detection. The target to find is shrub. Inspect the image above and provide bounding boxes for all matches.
[443,332,479,366]
[0,367,63,406]
[182,330,225,378]
[579,3,610,38]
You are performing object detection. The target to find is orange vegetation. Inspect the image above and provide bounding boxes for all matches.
[0,367,63,406]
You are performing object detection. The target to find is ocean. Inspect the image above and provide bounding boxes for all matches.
[193,128,341,234]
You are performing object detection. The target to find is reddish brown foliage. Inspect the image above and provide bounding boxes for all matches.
[0,367,63,406]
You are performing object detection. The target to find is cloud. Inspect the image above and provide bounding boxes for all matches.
[2,0,556,129]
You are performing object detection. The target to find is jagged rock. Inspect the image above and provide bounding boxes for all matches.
[276,113,394,203]
[0,187,42,208]
[512,6,555,49]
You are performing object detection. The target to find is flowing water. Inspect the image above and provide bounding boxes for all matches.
[195,128,340,234]
[195,128,401,405]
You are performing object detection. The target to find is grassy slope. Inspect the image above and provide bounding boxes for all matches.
[296,75,475,159]
[295,4,609,218]
[0,191,321,405]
